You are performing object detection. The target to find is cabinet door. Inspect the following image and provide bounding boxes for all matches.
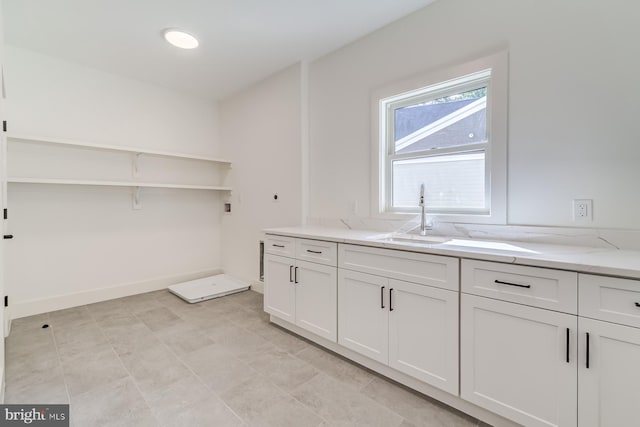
[295,260,337,342]
[461,294,577,427]
[264,254,295,322]
[579,318,640,427]
[388,279,459,395]
[338,269,389,364]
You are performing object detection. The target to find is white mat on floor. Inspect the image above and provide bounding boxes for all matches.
[168,274,250,303]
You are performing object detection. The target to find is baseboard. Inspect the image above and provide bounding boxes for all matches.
[250,279,264,294]
[271,316,519,427]
[10,268,224,319]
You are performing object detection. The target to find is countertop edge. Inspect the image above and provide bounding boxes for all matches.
[263,227,640,280]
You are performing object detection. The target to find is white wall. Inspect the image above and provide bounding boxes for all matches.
[308,0,640,229]
[4,47,225,317]
[220,64,303,288]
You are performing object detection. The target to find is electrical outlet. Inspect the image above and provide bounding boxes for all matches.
[573,199,593,221]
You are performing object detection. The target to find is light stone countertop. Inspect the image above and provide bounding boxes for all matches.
[264,226,640,280]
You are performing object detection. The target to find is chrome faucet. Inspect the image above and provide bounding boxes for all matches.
[419,183,429,236]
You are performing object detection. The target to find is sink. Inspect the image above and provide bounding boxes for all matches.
[369,233,450,245]
[366,233,541,254]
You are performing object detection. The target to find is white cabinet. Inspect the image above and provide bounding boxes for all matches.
[295,260,337,340]
[388,278,458,390]
[338,269,389,363]
[578,317,640,427]
[338,248,459,395]
[264,253,296,322]
[265,232,640,427]
[462,259,577,313]
[339,243,458,291]
[462,264,640,427]
[578,273,640,427]
[579,274,640,329]
[460,294,577,427]
[461,259,579,427]
[264,235,337,342]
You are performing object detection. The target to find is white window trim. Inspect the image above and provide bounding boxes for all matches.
[370,50,508,224]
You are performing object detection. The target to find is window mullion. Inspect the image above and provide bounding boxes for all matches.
[389,142,487,162]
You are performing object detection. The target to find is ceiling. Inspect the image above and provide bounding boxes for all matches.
[3,0,436,101]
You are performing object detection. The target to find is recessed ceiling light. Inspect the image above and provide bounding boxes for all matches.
[163,29,199,49]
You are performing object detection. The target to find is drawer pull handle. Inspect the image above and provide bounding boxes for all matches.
[289,265,293,283]
[566,328,570,363]
[294,267,299,284]
[586,332,590,369]
[306,250,322,254]
[381,286,385,309]
[495,279,531,289]
[272,244,285,248]
[389,288,394,312]
[635,302,640,308]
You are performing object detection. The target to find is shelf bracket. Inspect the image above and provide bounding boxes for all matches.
[132,153,142,179]
[132,186,142,210]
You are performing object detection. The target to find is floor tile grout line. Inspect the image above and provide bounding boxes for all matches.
[217,299,334,426]
[280,367,406,426]
[8,290,483,427]
[47,311,75,409]
[130,293,247,426]
[157,292,316,426]
[204,315,331,425]
[261,368,331,426]
[5,313,61,403]
[86,301,163,426]
[244,316,410,425]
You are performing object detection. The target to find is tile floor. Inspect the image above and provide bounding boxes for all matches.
[5,289,488,426]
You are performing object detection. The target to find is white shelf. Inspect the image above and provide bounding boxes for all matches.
[7,133,232,164]
[8,178,232,191]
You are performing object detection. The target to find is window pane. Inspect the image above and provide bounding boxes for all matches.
[392,152,485,210]
[394,87,487,155]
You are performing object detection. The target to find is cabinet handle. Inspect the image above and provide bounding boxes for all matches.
[494,279,531,289]
[306,249,322,254]
[586,332,590,369]
[389,288,394,311]
[381,286,385,309]
[272,244,285,248]
[294,267,299,284]
[566,328,570,363]
[635,302,640,308]
[289,265,293,283]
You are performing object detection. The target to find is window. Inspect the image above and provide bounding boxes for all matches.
[372,51,507,224]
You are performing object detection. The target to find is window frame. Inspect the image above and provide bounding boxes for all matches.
[371,51,508,224]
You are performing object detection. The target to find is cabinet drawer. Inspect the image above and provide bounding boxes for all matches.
[264,235,295,257]
[295,239,337,266]
[579,274,640,328]
[461,259,577,313]
[338,244,459,291]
